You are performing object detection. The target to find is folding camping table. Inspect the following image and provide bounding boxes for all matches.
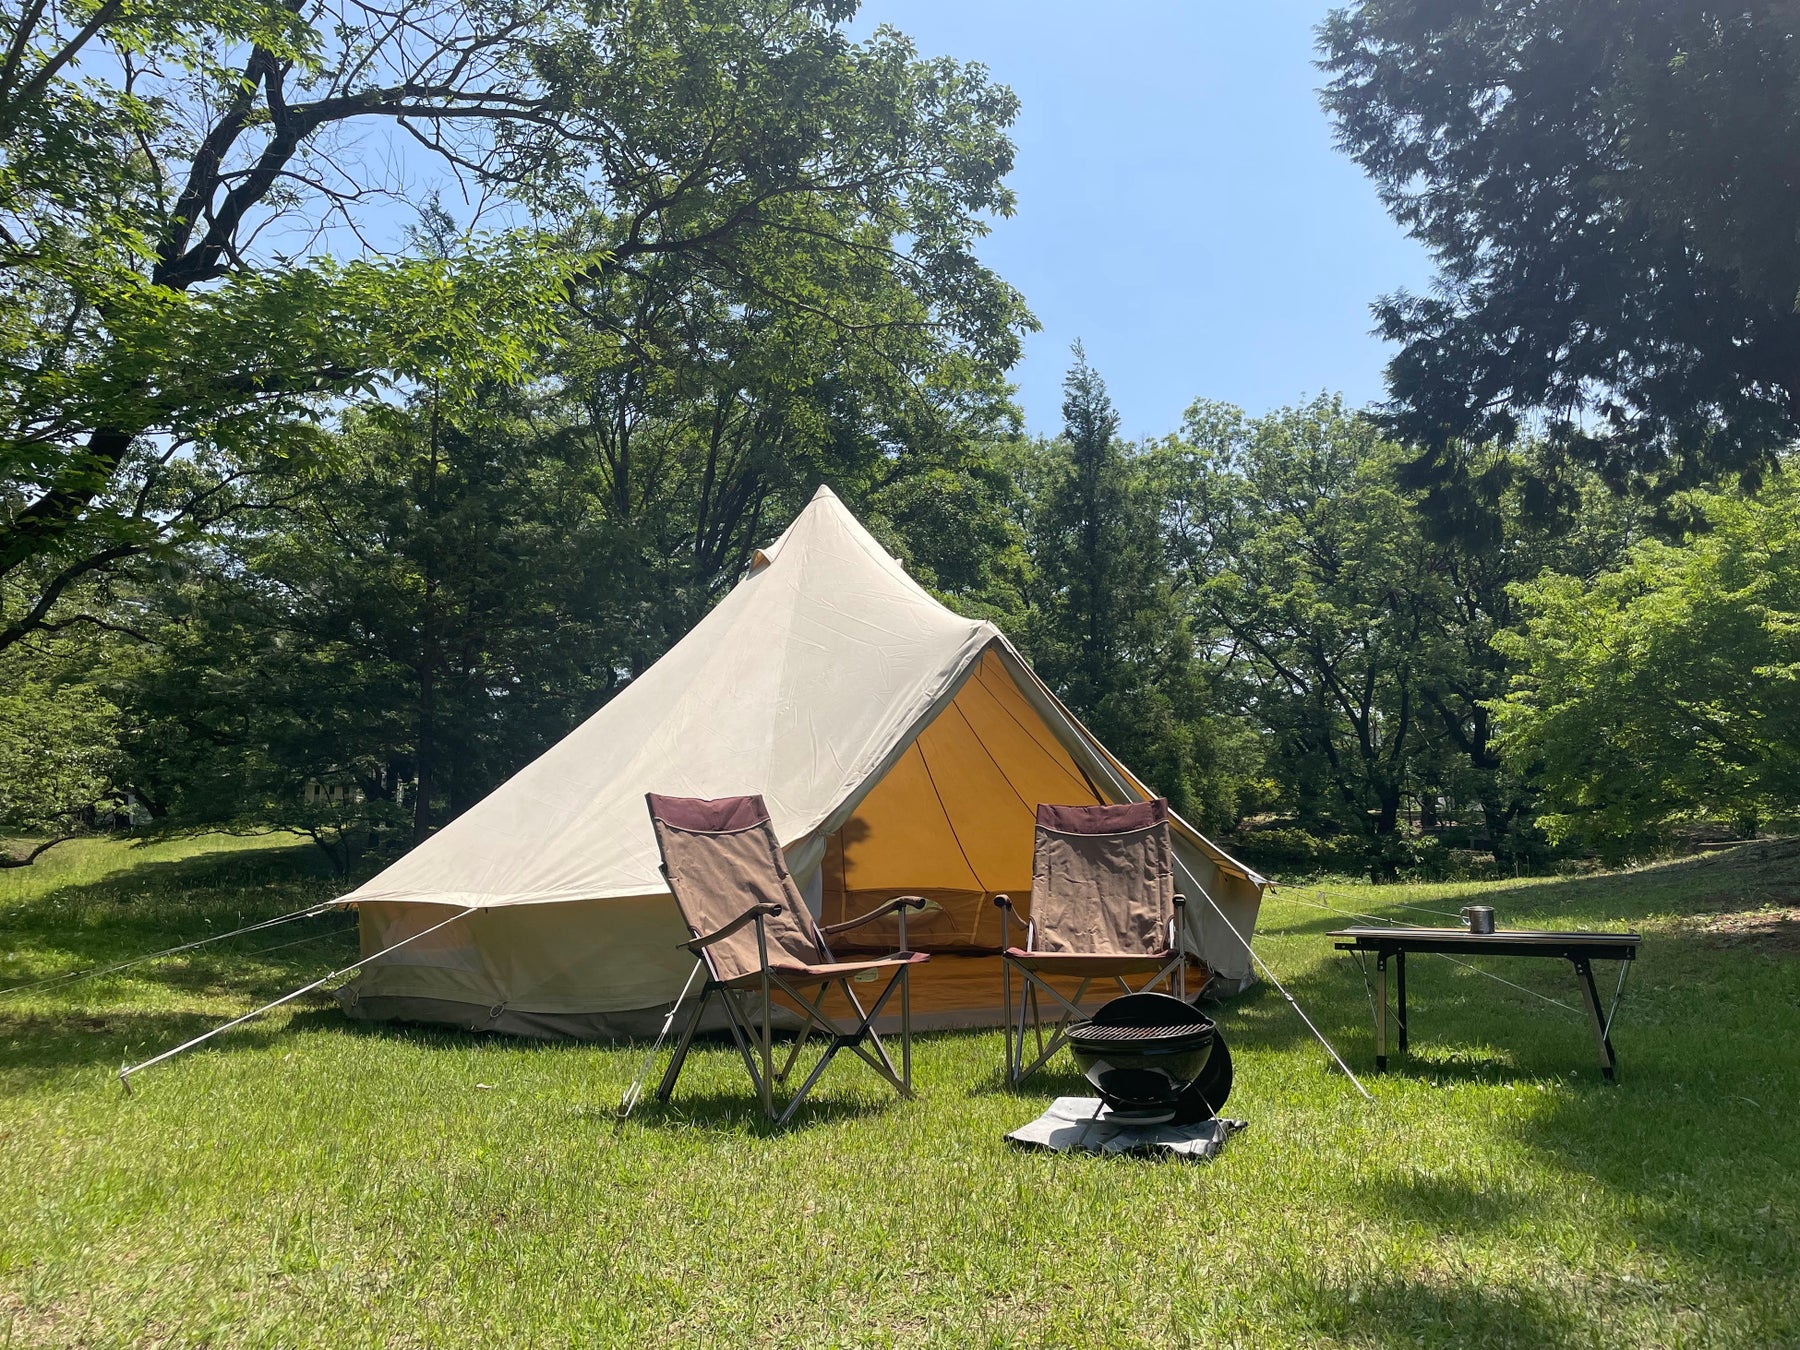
[1328,927,1642,1080]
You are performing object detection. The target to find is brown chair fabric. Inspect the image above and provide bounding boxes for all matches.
[1001,949,1174,977]
[724,952,930,989]
[647,793,773,833]
[1033,799,1168,835]
[1028,799,1176,958]
[647,793,825,985]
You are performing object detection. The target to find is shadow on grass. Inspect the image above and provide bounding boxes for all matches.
[1368,1048,1600,1087]
[964,1062,1094,1098]
[0,841,344,991]
[1282,1271,1589,1348]
[0,1001,314,1091]
[1359,1169,1532,1234]
[611,1086,896,1136]
[1218,934,1661,1094]
[583,1019,921,1134]
[1249,850,1800,1318]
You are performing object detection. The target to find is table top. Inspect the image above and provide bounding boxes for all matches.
[1329,926,1641,958]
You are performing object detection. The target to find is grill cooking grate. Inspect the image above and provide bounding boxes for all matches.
[1067,1021,1212,1045]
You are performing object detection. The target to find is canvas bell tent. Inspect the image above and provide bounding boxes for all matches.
[333,487,1266,1038]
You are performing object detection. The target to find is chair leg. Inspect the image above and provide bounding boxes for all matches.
[766,977,882,1124]
[758,969,775,1120]
[655,986,713,1103]
[1001,955,1016,1084]
[900,962,912,1095]
[719,988,772,1115]
[1011,969,1031,1084]
[1012,972,1093,1082]
[843,972,912,1094]
[776,1011,816,1084]
[777,1032,842,1125]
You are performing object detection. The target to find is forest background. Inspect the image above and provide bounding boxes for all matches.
[7,0,1800,884]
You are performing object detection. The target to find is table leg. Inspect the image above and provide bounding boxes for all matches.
[1376,952,1388,1071]
[1573,957,1617,1081]
[1396,949,1408,1054]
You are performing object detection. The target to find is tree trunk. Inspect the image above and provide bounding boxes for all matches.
[413,658,435,844]
[1367,785,1403,882]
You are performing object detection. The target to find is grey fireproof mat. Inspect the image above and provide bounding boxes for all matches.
[1005,1096,1247,1159]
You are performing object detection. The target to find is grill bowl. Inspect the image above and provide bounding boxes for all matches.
[1065,992,1216,1121]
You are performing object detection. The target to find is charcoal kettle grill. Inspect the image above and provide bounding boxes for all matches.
[1065,991,1233,1125]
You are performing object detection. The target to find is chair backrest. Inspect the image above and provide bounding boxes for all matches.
[646,793,823,982]
[1029,799,1177,956]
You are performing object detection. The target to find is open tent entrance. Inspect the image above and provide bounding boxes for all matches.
[813,648,1203,1028]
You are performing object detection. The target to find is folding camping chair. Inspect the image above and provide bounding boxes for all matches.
[643,793,931,1124]
[994,799,1189,1084]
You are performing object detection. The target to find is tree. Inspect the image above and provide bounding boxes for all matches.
[120,374,645,863]
[7,0,1033,861]
[1165,396,1436,876]
[0,0,576,652]
[1161,396,1636,876]
[1496,475,1800,860]
[0,640,121,864]
[1320,0,1800,503]
[0,0,1027,653]
[1019,349,1244,826]
[541,6,1033,637]
[546,216,1026,649]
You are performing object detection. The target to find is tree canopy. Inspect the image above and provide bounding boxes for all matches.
[1498,474,1800,859]
[1320,0,1800,502]
[1014,349,1244,828]
[3,0,1781,883]
[0,0,1028,655]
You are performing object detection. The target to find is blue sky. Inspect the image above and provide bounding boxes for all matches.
[852,0,1435,439]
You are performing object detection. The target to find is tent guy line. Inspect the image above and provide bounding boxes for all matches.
[0,900,337,1000]
[616,959,707,1125]
[117,906,477,1094]
[1194,883,1373,1101]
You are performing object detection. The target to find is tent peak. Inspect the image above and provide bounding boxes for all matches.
[751,482,918,587]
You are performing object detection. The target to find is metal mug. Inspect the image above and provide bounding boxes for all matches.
[1460,904,1495,935]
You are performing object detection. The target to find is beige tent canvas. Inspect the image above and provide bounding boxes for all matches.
[333,486,1267,1038]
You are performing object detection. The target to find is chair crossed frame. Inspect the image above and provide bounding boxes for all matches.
[655,884,928,1126]
[993,892,1188,1084]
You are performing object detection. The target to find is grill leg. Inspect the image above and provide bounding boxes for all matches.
[1376,952,1388,1071]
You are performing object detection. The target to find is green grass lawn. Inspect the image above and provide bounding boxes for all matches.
[2,835,1797,1347]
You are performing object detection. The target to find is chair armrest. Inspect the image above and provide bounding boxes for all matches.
[992,893,1018,911]
[1173,893,1186,907]
[682,903,781,952]
[819,895,929,937]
